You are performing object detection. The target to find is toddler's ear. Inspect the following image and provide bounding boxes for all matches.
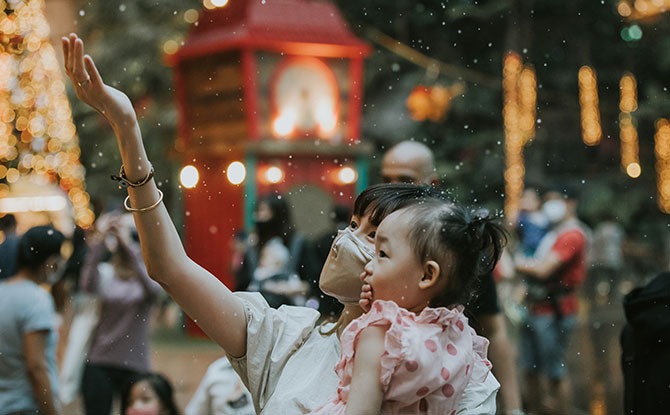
[419,260,440,290]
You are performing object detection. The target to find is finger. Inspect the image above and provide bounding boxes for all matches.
[73,37,87,80]
[61,37,71,74]
[67,33,77,76]
[83,55,102,86]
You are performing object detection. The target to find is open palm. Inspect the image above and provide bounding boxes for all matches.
[61,33,136,124]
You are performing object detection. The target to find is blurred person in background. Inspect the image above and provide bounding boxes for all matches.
[0,225,66,415]
[234,192,320,308]
[513,186,549,258]
[515,186,590,415]
[79,211,163,415]
[120,372,181,415]
[186,356,255,415]
[381,140,438,185]
[0,213,20,280]
[381,140,524,415]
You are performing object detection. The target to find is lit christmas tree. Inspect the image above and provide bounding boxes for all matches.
[0,0,94,228]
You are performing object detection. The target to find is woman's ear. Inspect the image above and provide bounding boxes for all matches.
[418,260,441,290]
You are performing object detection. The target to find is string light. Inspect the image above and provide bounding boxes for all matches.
[617,0,670,20]
[518,66,537,144]
[619,73,640,177]
[654,119,670,213]
[502,52,525,222]
[0,0,94,227]
[578,66,603,146]
[620,73,638,113]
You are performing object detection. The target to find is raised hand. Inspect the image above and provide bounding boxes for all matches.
[61,33,136,126]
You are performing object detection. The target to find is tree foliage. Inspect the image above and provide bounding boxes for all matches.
[70,0,670,265]
[69,0,199,215]
[335,0,670,242]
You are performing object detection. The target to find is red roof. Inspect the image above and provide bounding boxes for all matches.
[169,0,371,63]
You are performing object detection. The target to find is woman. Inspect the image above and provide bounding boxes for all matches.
[235,192,319,308]
[78,211,163,415]
[0,225,66,415]
[62,33,499,414]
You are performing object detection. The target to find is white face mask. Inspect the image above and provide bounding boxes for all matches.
[319,228,375,304]
[41,256,65,285]
[542,199,567,224]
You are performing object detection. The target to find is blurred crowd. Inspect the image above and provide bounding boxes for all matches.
[0,142,667,415]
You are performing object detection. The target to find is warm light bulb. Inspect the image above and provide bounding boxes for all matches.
[626,162,641,178]
[337,167,357,184]
[203,0,229,9]
[265,166,284,184]
[226,161,246,185]
[180,165,199,189]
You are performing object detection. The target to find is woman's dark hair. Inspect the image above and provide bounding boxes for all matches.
[16,225,65,272]
[353,183,451,226]
[400,201,508,307]
[255,192,293,247]
[120,372,180,415]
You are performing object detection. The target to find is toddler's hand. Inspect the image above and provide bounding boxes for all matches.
[359,280,373,313]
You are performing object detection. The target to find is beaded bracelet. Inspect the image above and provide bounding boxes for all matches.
[123,189,163,213]
[111,164,154,188]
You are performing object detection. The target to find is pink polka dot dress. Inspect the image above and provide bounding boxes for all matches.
[310,300,492,415]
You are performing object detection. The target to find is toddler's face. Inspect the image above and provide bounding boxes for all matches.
[362,210,424,310]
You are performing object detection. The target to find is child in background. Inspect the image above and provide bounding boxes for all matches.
[121,372,180,415]
[515,187,549,257]
[311,200,507,414]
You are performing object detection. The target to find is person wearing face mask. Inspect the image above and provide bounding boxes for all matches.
[514,186,591,415]
[0,225,66,415]
[234,192,320,308]
[78,211,163,415]
[121,372,180,415]
[61,33,500,415]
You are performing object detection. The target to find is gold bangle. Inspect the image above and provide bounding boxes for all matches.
[124,189,163,213]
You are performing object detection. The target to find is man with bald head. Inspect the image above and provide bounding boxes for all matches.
[381,141,438,185]
[380,140,524,414]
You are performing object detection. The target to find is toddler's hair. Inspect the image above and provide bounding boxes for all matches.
[353,183,451,227]
[400,201,508,307]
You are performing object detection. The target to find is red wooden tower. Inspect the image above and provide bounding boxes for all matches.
[168,0,371,333]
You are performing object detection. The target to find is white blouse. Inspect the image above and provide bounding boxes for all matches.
[228,292,499,414]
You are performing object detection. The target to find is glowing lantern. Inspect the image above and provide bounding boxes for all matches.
[406,83,464,122]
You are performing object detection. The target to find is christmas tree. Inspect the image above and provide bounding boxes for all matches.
[0,0,94,227]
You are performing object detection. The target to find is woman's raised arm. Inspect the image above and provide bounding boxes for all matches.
[61,33,248,357]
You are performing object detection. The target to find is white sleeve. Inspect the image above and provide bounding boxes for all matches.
[227,292,320,411]
[456,360,501,414]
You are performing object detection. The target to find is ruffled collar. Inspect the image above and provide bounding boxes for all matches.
[372,299,468,327]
